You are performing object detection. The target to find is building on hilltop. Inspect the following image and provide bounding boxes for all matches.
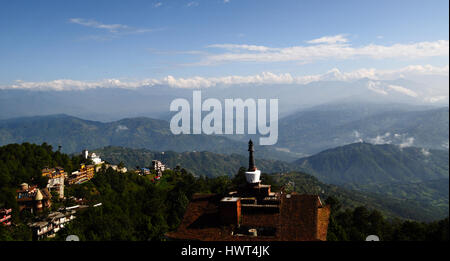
[16,183,52,213]
[166,140,331,241]
[41,167,67,179]
[99,163,127,173]
[136,160,167,177]
[41,167,66,198]
[68,163,95,185]
[152,160,166,176]
[82,149,104,165]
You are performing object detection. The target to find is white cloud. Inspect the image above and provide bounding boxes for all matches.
[207,44,274,52]
[387,84,419,97]
[163,71,294,88]
[352,130,363,143]
[421,148,431,157]
[69,18,129,33]
[200,36,449,64]
[424,95,449,103]
[369,132,392,145]
[367,132,416,148]
[379,64,449,79]
[5,79,160,91]
[307,34,348,44]
[116,125,129,132]
[2,64,448,91]
[367,81,388,95]
[442,141,449,149]
[187,1,199,7]
[154,2,162,8]
[69,18,159,35]
[399,137,415,148]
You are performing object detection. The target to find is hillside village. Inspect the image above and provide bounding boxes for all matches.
[1,149,167,240]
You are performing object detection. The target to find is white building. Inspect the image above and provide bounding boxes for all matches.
[90,152,103,165]
[47,176,64,199]
[152,160,166,174]
[82,150,104,165]
[29,210,76,240]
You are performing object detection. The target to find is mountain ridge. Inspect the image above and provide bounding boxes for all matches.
[277,106,449,155]
[294,142,449,185]
[0,114,296,161]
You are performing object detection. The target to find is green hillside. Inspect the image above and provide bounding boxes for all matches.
[93,146,293,177]
[275,172,448,221]
[0,143,236,240]
[346,179,449,218]
[0,143,448,242]
[94,145,448,221]
[0,114,296,161]
[294,142,449,185]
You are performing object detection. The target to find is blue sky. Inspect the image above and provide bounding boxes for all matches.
[0,0,448,88]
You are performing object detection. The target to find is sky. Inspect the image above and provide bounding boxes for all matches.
[0,0,448,89]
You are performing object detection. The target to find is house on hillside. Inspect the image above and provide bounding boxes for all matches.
[152,160,166,176]
[42,167,66,198]
[68,164,95,185]
[16,183,52,213]
[0,208,12,226]
[28,210,76,240]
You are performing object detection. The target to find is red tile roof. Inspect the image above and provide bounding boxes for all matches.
[166,192,330,241]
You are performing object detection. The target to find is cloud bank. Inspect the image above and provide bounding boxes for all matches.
[200,35,448,64]
[2,64,448,92]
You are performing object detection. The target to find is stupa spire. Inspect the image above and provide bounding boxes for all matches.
[248,139,255,171]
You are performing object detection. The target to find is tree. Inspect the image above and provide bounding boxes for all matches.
[118,161,125,169]
[325,196,342,213]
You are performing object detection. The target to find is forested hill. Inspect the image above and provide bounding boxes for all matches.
[0,143,448,241]
[94,145,448,221]
[0,143,86,211]
[93,146,293,177]
[275,172,448,222]
[294,142,449,185]
[0,114,295,161]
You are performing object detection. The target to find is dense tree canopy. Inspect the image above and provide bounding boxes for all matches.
[326,196,449,241]
[0,143,448,241]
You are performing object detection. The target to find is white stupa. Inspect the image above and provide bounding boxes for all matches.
[245,140,261,184]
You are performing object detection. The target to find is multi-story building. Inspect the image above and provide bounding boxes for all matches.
[41,167,67,179]
[152,160,166,176]
[16,183,52,213]
[0,208,12,226]
[68,164,95,185]
[42,167,66,198]
[28,210,76,240]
